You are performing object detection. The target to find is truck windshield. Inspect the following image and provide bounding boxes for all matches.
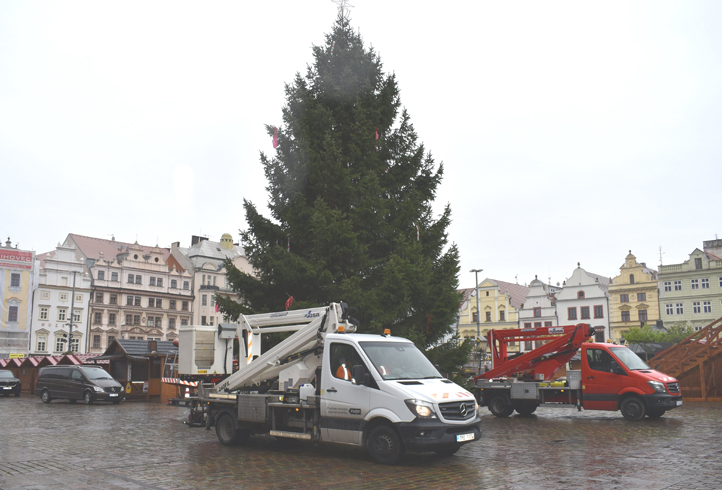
[611,347,650,371]
[359,341,441,380]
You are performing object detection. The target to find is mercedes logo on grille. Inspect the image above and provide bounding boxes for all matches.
[459,403,469,416]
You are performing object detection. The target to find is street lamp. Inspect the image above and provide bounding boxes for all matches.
[470,268,483,374]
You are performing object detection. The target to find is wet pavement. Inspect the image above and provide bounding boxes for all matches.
[1,396,721,489]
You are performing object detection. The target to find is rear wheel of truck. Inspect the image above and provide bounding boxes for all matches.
[367,425,404,465]
[514,402,538,416]
[620,396,646,421]
[215,413,250,446]
[488,394,513,417]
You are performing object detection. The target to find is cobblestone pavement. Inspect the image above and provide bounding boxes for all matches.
[1,396,721,489]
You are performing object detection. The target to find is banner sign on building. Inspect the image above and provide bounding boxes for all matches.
[0,250,34,270]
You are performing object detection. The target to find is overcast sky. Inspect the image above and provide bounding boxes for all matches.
[1,1,720,290]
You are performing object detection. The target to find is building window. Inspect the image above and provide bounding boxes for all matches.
[93,335,101,348]
[202,295,207,306]
[691,279,699,290]
[472,312,478,323]
[210,317,214,325]
[580,307,590,319]
[674,280,682,291]
[637,293,646,302]
[55,337,64,352]
[73,309,81,322]
[41,290,50,300]
[155,298,163,308]
[182,301,189,311]
[485,311,492,322]
[544,321,552,327]
[148,298,155,307]
[620,294,629,303]
[577,291,585,299]
[169,317,176,330]
[210,296,215,307]
[664,281,672,292]
[181,318,188,326]
[568,307,577,320]
[621,311,630,322]
[133,315,140,325]
[8,306,18,322]
[111,272,118,282]
[701,278,709,289]
[10,273,21,288]
[155,316,162,327]
[629,275,635,284]
[97,270,105,280]
[703,301,711,313]
[128,274,134,284]
[95,293,103,303]
[125,314,132,325]
[676,303,684,315]
[37,336,47,352]
[171,279,177,289]
[525,341,533,350]
[58,308,67,322]
[169,300,176,310]
[135,275,142,284]
[594,305,604,318]
[108,335,115,345]
[183,281,190,290]
[693,302,701,314]
[150,277,156,286]
[109,313,116,325]
[148,317,154,327]
[110,294,117,305]
[524,323,531,328]
[134,296,141,306]
[75,294,82,303]
[59,293,68,302]
[127,296,134,306]
[94,312,102,324]
[499,310,506,321]
[534,322,541,329]
[665,304,674,315]
[201,316,207,325]
[695,258,703,270]
[70,337,79,353]
[638,310,648,322]
[157,278,163,287]
[533,307,541,317]
[40,306,49,320]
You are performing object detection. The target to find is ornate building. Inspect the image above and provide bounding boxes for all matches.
[608,251,659,342]
[0,238,36,357]
[555,263,610,342]
[517,276,561,352]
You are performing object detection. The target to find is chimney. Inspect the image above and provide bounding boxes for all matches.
[148,340,157,353]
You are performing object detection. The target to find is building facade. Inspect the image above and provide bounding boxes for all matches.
[658,239,722,331]
[0,238,36,357]
[608,251,660,342]
[65,234,194,353]
[30,242,92,355]
[517,276,561,352]
[555,264,610,342]
[171,233,253,326]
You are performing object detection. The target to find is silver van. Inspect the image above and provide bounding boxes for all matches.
[36,365,124,404]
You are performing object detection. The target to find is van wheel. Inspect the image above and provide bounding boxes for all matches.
[41,389,52,403]
[215,413,249,446]
[84,391,94,405]
[367,425,404,465]
[621,396,645,421]
[488,394,513,417]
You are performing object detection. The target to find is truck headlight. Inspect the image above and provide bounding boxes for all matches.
[647,381,666,394]
[405,399,437,419]
[93,386,105,392]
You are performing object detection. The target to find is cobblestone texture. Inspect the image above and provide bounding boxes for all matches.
[1,396,721,489]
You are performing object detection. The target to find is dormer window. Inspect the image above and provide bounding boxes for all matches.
[577,291,585,299]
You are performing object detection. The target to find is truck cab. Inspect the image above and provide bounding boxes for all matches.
[580,343,682,420]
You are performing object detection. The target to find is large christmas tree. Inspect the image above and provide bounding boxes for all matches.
[219,9,469,373]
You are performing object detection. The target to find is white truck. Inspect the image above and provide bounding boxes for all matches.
[179,302,481,464]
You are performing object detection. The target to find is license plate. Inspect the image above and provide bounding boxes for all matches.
[109,393,119,397]
[457,433,475,442]
[676,400,683,406]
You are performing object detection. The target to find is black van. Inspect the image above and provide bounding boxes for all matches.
[36,365,124,404]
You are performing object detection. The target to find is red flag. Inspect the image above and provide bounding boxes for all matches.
[374,127,379,151]
[285,296,294,311]
[273,127,279,148]
[215,302,220,313]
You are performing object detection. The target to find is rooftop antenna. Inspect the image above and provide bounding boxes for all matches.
[332,0,354,17]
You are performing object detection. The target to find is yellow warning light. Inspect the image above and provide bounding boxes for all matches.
[338,325,346,333]
[384,329,391,335]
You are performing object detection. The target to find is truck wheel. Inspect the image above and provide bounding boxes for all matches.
[84,391,94,405]
[514,402,538,416]
[41,389,52,404]
[620,396,646,421]
[488,394,512,417]
[215,413,249,446]
[646,409,666,419]
[367,425,404,465]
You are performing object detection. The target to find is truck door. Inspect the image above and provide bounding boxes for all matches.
[582,346,623,411]
[320,341,371,445]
